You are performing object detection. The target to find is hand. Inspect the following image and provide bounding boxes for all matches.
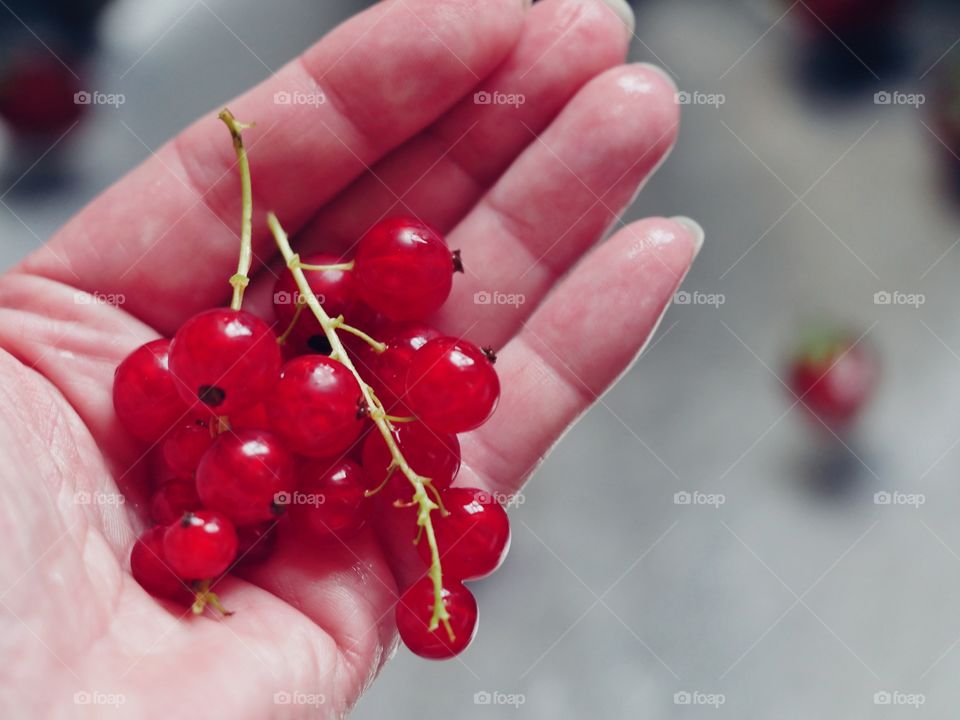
[0,0,701,716]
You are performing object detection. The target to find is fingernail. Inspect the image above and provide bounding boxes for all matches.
[636,61,677,92]
[598,0,635,37]
[671,216,705,258]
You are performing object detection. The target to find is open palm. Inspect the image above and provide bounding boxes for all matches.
[0,0,700,716]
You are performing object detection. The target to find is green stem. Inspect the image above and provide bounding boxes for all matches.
[333,317,387,353]
[276,302,306,346]
[267,212,453,638]
[297,260,355,272]
[219,109,255,311]
[191,579,233,616]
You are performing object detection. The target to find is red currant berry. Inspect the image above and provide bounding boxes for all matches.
[0,53,85,137]
[356,322,441,414]
[354,217,456,321]
[799,0,899,32]
[196,429,296,526]
[131,527,190,603]
[162,421,214,475]
[169,308,281,415]
[152,452,184,490]
[150,479,202,525]
[235,522,279,566]
[289,458,368,538]
[396,577,478,659]
[345,302,386,335]
[281,326,335,358]
[267,355,365,457]
[787,330,878,430]
[113,339,190,442]
[361,423,460,501]
[274,253,357,341]
[405,337,500,433]
[419,487,510,580]
[229,402,270,431]
[163,511,238,580]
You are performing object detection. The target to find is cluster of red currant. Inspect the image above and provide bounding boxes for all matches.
[113,110,510,660]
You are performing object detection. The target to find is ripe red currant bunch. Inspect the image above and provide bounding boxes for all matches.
[113,110,510,660]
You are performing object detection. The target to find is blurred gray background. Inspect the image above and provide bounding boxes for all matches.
[4,0,960,717]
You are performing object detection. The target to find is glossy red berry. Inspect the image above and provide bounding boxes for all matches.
[196,429,296,526]
[787,331,878,430]
[799,0,899,32]
[405,337,500,433]
[419,487,510,580]
[354,217,456,321]
[235,522,279,566]
[289,458,368,538]
[361,423,460,501]
[150,479,202,525]
[163,511,238,580]
[229,402,270,431]
[131,527,190,603]
[356,322,441,414]
[169,308,281,415]
[267,355,365,457]
[274,253,357,350]
[151,452,185,490]
[344,302,386,335]
[396,577,478,659]
[113,339,190,442]
[162,421,214,475]
[0,54,85,137]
